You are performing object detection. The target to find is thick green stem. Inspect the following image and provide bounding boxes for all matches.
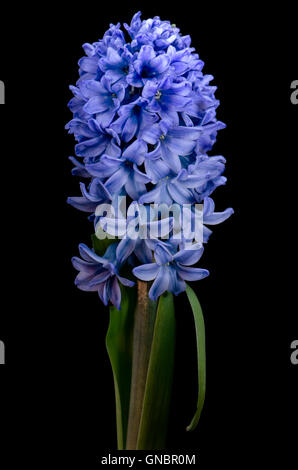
[125,281,157,450]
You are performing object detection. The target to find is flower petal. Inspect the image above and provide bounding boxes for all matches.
[174,245,204,265]
[117,275,135,287]
[78,243,106,264]
[108,277,122,310]
[133,263,159,281]
[116,237,136,264]
[148,266,170,300]
[204,207,234,225]
[176,265,209,281]
[154,243,173,265]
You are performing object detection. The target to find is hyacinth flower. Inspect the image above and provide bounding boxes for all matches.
[99,46,133,85]
[80,76,125,127]
[67,12,233,450]
[133,242,209,300]
[86,139,150,199]
[142,76,193,124]
[112,97,159,142]
[127,45,171,87]
[67,178,112,213]
[72,243,134,309]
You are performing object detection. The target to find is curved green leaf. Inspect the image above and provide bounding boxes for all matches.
[92,235,136,448]
[136,292,176,449]
[185,284,206,431]
[106,285,137,449]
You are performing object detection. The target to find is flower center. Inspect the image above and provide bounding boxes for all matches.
[160,134,166,141]
[155,90,162,100]
[124,160,133,168]
[111,93,117,98]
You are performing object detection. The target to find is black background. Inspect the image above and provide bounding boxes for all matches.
[0,2,297,468]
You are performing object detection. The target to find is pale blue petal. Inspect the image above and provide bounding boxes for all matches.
[154,243,173,265]
[116,237,136,264]
[148,266,170,300]
[204,207,234,225]
[174,245,204,265]
[176,265,209,281]
[133,263,159,281]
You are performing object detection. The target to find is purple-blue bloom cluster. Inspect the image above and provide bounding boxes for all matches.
[68,12,233,309]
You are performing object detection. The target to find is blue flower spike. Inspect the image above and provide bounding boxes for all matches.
[67,11,233,309]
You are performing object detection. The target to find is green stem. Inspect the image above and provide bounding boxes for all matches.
[125,281,157,450]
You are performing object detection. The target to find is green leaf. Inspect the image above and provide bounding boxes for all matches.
[106,285,137,450]
[91,232,117,256]
[136,292,176,449]
[185,284,206,431]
